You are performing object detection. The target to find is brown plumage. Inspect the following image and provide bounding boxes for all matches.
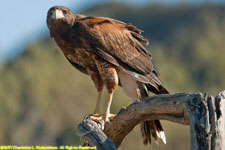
[46,6,169,146]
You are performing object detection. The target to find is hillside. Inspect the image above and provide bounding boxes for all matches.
[0,3,225,150]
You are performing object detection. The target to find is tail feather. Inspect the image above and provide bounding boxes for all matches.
[118,71,168,145]
[141,120,166,145]
[139,83,168,145]
[146,84,169,94]
[141,122,151,145]
[155,120,167,144]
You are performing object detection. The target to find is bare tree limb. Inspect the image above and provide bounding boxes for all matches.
[77,91,225,150]
[214,92,225,150]
[77,119,117,150]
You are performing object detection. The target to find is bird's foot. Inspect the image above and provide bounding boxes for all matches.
[86,113,103,122]
[85,113,116,130]
[103,113,116,125]
[85,113,104,130]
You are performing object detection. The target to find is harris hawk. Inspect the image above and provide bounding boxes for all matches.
[46,6,169,145]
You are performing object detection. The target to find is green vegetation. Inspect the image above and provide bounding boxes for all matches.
[0,3,224,150]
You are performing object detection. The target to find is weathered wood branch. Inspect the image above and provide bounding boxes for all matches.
[77,119,117,150]
[77,91,225,150]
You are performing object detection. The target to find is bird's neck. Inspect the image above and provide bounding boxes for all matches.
[48,16,76,38]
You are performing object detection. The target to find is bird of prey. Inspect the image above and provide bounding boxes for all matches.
[47,6,169,145]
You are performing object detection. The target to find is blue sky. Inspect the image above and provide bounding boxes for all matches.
[0,0,224,63]
[0,0,96,62]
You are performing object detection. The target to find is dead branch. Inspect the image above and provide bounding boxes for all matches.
[77,91,225,150]
[77,119,117,150]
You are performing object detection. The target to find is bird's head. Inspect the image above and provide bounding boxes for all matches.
[47,6,75,37]
[47,6,73,27]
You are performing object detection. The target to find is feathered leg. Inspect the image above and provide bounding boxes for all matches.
[95,60,118,122]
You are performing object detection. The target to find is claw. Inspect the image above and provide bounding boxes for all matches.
[87,113,103,121]
[86,113,104,130]
[104,113,116,123]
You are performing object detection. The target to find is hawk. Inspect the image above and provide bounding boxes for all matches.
[47,6,169,145]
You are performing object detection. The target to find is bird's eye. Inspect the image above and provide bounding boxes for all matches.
[49,12,52,16]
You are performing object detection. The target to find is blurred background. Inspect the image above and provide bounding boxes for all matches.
[0,0,225,149]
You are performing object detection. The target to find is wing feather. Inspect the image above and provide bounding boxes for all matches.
[66,57,88,75]
[75,16,163,89]
[92,23,152,73]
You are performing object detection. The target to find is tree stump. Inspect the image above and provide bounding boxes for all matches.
[77,91,225,150]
